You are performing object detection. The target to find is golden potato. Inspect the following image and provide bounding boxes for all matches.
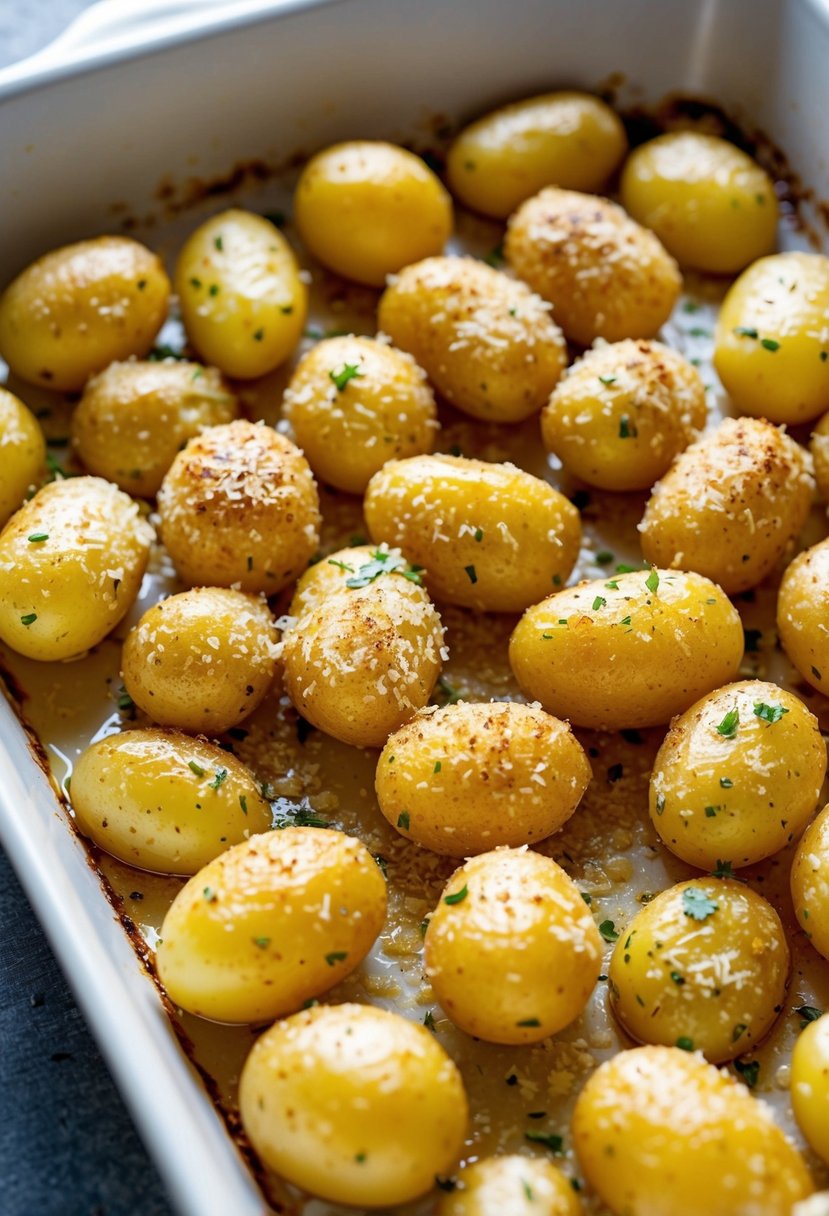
[71,360,238,497]
[239,1003,468,1207]
[437,1155,581,1216]
[364,454,580,613]
[281,575,444,748]
[424,848,601,1044]
[810,409,829,502]
[283,335,437,493]
[791,1014,829,1164]
[541,339,705,491]
[377,256,567,423]
[572,1046,813,1216]
[791,803,829,962]
[122,588,277,734]
[650,680,826,870]
[608,879,789,1063]
[714,252,829,425]
[294,141,452,287]
[640,417,813,595]
[509,569,743,730]
[447,90,626,219]
[156,827,386,1022]
[778,537,829,694]
[376,701,591,856]
[505,187,681,346]
[0,236,169,391]
[0,476,153,661]
[175,209,307,378]
[0,387,45,525]
[620,132,778,273]
[71,728,271,874]
[157,419,320,593]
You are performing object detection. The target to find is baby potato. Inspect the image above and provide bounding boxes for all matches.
[71,728,271,874]
[447,90,626,220]
[810,410,829,501]
[377,256,567,423]
[294,141,452,287]
[282,578,444,748]
[239,1003,468,1207]
[0,476,153,661]
[791,1014,829,1164]
[0,236,169,391]
[714,252,829,425]
[157,419,320,593]
[364,454,580,613]
[0,387,45,525]
[640,417,813,595]
[608,879,789,1063]
[175,209,307,379]
[71,360,238,497]
[122,588,277,734]
[650,680,825,870]
[283,335,437,493]
[289,543,396,617]
[541,339,706,491]
[376,701,591,856]
[509,569,743,730]
[572,1045,814,1216]
[424,848,601,1044]
[620,132,778,274]
[437,1155,581,1216]
[778,537,829,695]
[157,828,386,1022]
[791,803,829,962]
[505,187,681,346]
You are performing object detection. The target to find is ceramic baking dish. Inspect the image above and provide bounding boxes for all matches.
[2,1,829,1214]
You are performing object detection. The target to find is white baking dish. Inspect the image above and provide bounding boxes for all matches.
[2,2,829,1214]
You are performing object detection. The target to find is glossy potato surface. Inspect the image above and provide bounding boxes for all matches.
[778,538,829,696]
[157,828,387,1022]
[239,1003,468,1206]
[0,387,45,525]
[436,1155,581,1216]
[364,454,580,612]
[791,803,829,962]
[791,1015,829,1164]
[509,569,744,729]
[71,728,271,874]
[0,236,169,390]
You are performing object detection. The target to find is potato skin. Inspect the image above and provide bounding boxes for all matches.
[640,417,813,595]
[0,387,45,526]
[509,569,743,730]
[620,133,778,274]
[447,90,626,219]
[777,537,829,695]
[284,335,437,494]
[71,728,271,875]
[376,701,591,856]
[424,848,601,1044]
[122,588,277,734]
[364,454,581,613]
[542,339,706,491]
[294,141,452,287]
[175,209,306,378]
[378,256,567,423]
[0,236,169,391]
[791,803,829,963]
[714,252,829,425]
[281,579,444,748]
[0,476,153,661]
[650,680,825,870]
[609,879,789,1063]
[572,1046,813,1216]
[791,1015,829,1164]
[505,187,681,346]
[239,1003,468,1208]
[437,1155,581,1216]
[157,828,387,1023]
[157,419,320,593]
[71,360,238,497]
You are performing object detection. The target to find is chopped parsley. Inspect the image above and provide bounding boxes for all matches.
[203,886,217,903]
[598,374,616,386]
[761,338,780,352]
[444,884,469,906]
[252,937,270,949]
[433,761,442,773]
[795,1005,823,1026]
[732,1023,747,1042]
[753,701,789,724]
[675,1036,695,1051]
[733,326,759,338]
[592,595,606,611]
[733,1058,760,1088]
[328,558,354,573]
[464,564,478,584]
[596,551,614,565]
[252,328,264,341]
[682,888,718,921]
[325,951,348,966]
[670,971,685,985]
[720,777,733,789]
[712,859,734,878]
[599,920,619,942]
[239,795,248,815]
[619,414,637,439]
[645,568,659,594]
[704,805,718,818]
[423,1010,436,1031]
[187,760,206,778]
[27,533,48,543]
[524,1131,563,1154]
[20,613,37,626]
[208,768,228,790]
[329,362,365,391]
[346,549,423,589]
[716,708,739,738]
[516,1017,541,1027]
[397,812,410,830]
[213,235,223,251]
[474,527,484,542]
